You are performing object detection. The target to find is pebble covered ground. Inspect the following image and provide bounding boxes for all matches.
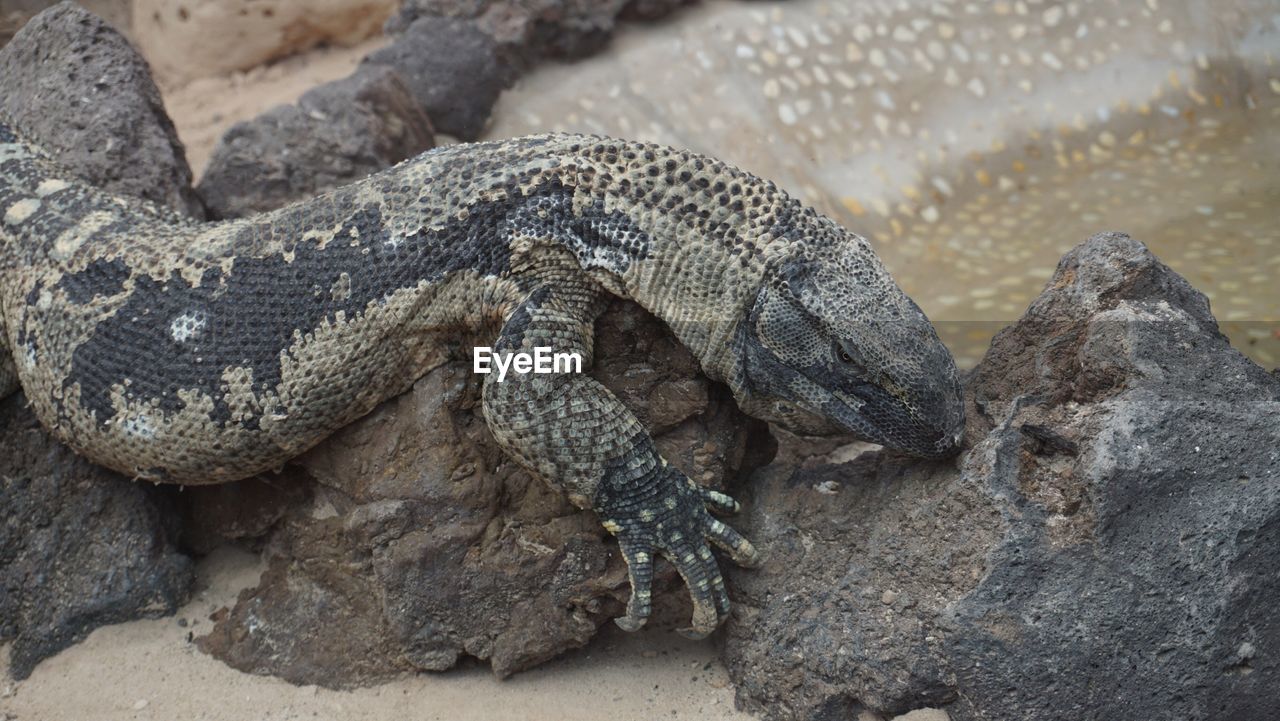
[489,0,1280,368]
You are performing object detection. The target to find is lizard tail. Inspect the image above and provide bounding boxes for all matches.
[0,113,180,270]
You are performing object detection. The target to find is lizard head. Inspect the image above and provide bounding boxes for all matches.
[733,211,966,459]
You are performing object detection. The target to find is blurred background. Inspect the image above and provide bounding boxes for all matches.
[3,0,1278,368]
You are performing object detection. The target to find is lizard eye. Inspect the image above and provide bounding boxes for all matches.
[835,341,859,366]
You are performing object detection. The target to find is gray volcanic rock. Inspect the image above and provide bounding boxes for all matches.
[0,2,203,218]
[0,394,194,680]
[0,2,199,682]
[722,232,1280,720]
[386,0,695,64]
[197,299,773,685]
[197,65,436,219]
[362,16,512,140]
[371,0,694,140]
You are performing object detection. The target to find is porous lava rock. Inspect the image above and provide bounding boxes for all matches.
[722,233,1280,721]
[197,65,435,219]
[387,0,695,63]
[0,394,194,680]
[1,2,201,682]
[0,1,204,218]
[361,16,512,140]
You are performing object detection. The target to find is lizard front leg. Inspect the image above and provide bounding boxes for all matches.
[481,274,758,638]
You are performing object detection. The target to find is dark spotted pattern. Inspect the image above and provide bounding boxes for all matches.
[594,431,758,638]
[2,123,963,638]
[57,175,653,431]
[54,257,131,304]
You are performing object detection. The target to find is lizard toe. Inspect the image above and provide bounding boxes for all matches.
[614,539,655,632]
[698,486,741,515]
[705,516,760,568]
[668,540,724,639]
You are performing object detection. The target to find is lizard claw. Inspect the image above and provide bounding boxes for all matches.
[599,466,755,638]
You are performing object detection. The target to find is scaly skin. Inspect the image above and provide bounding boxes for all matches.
[0,117,965,637]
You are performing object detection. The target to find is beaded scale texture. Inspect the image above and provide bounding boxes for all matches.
[0,117,964,636]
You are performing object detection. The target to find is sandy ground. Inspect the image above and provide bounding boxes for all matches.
[0,548,755,721]
[0,547,950,720]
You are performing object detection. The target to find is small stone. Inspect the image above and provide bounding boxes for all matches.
[880,590,899,605]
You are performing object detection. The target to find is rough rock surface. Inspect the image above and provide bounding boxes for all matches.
[387,0,694,63]
[196,0,696,187]
[198,300,773,685]
[0,394,194,680]
[1,2,203,681]
[177,469,312,555]
[361,16,512,140]
[0,0,128,48]
[1,0,61,47]
[0,2,204,218]
[722,233,1280,721]
[197,65,435,219]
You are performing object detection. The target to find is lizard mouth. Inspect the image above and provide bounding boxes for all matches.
[822,385,962,459]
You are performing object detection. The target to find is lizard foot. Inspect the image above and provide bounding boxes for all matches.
[598,465,758,639]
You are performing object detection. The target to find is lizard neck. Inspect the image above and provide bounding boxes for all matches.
[616,229,762,386]
[559,141,787,387]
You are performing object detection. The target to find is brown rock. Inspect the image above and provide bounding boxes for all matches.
[177,469,312,555]
[199,299,772,684]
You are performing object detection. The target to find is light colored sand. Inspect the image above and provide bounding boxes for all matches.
[132,0,395,86]
[0,547,755,721]
[488,0,1280,369]
[0,547,951,720]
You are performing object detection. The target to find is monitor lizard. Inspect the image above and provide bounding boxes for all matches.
[1,120,965,638]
